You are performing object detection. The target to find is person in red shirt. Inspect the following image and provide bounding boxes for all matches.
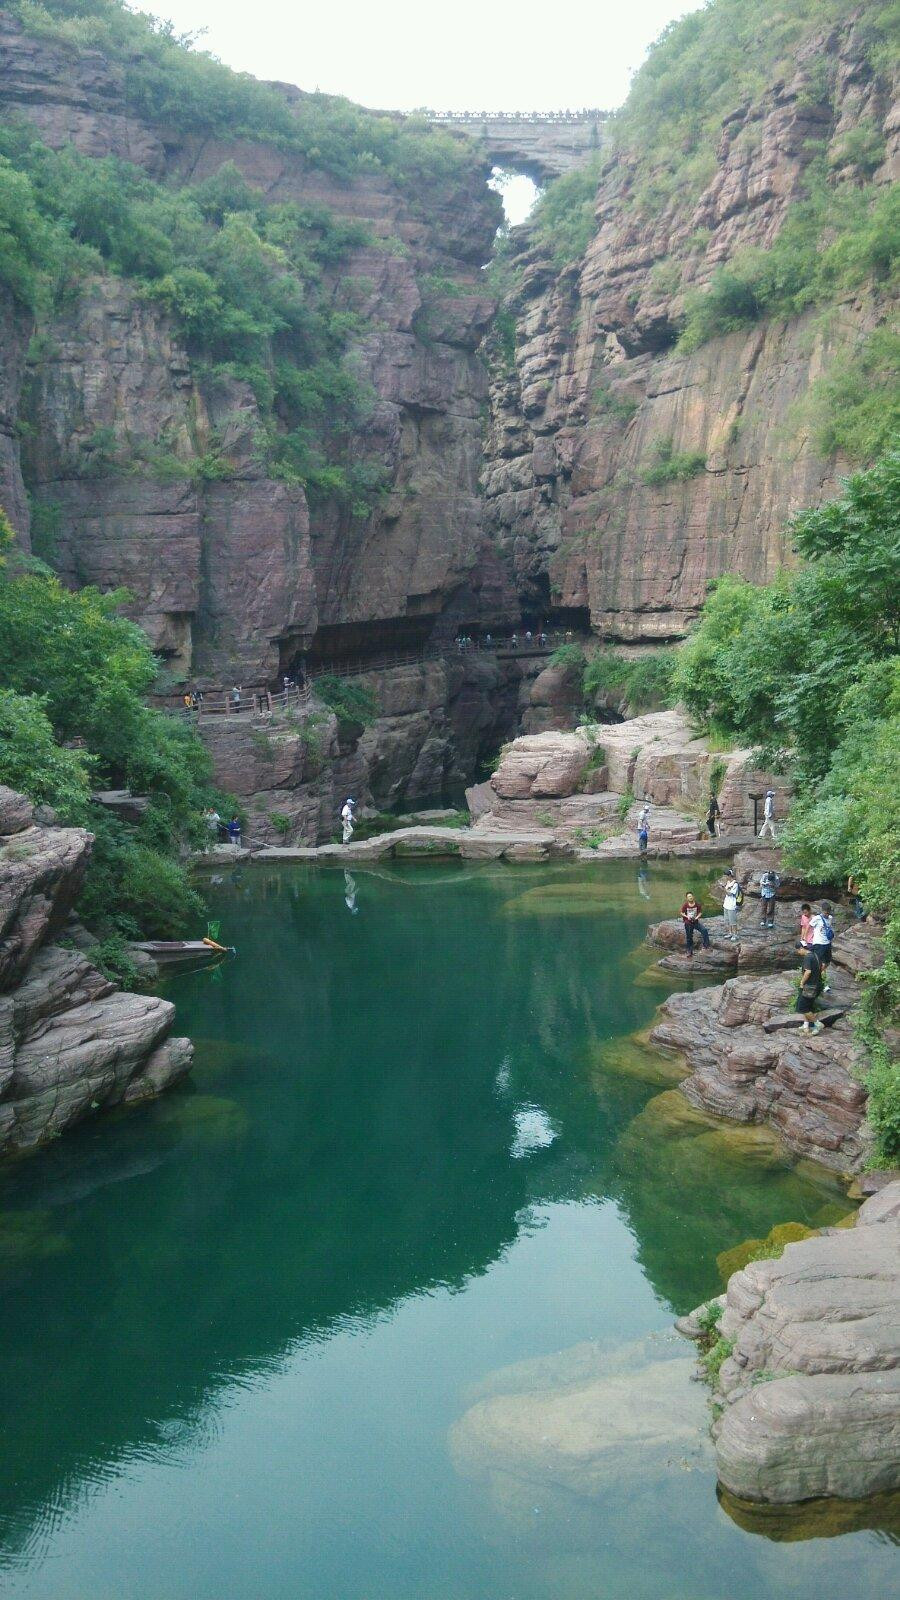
[680,893,710,957]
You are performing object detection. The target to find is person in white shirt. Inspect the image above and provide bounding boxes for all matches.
[722,872,741,940]
[806,901,835,993]
[341,798,356,845]
[758,789,777,839]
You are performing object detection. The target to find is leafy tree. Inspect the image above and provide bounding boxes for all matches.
[0,575,218,937]
[0,688,93,811]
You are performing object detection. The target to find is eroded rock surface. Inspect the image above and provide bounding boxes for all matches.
[649,928,879,1169]
[482,19,898,640]
[0,790,192,1155]
[701,1184,900,1504]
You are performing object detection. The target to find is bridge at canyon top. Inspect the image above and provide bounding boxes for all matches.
[424,109,611,181]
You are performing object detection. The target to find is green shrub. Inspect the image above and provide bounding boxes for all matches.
[639,437,706,484]
[528,154,605,267]
[314,674,378,729]
[677,173,899,353]
[702,1335,735,1385]
[269,812,293,836]
[550,643,586,671]
[88,933,139,989]
[591,385,638,423]
[583,649,675,713]
[800,325,900,463]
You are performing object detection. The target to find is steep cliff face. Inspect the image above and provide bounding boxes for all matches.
[0,785,191,1154]
[483,12,898,639]
[0,7,512,683]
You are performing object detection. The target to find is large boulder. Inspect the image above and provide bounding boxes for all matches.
[709,1185,900,1503]
[491,730,591,799]
[0,790,193,1154]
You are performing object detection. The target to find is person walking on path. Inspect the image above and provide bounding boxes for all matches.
[806,901,835,994]
[723,871,742,940]
[795,943,825,1034]
[341,797,356,845]
[759,868,780,927]
[706,792,721,838]
[637,803,650,856]
[758,789,777,840]
[680,893,710,957]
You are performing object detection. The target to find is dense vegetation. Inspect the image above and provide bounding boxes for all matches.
[0,573,223,948]
[6,2,476,186]
[671,453,900,1162]
[550,642,675,717]
[614,0,895,215]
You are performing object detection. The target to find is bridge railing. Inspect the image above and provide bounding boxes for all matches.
[426,109,608,124]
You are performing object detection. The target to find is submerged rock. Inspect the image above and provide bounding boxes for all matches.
[449,1336,708,1498]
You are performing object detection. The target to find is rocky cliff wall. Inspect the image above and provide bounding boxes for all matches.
[483,15,898,638]
[0,8,514,685]
[0,785,191,1155]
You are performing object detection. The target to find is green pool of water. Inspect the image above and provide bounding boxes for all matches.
[1,860,895,1599]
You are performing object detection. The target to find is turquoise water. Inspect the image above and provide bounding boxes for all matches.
[1,860,896,1599]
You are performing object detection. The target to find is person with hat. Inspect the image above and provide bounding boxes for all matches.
[341,797,356,845]
[758,789,777,840]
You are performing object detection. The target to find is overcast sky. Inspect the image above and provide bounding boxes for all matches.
[150,0,691,112]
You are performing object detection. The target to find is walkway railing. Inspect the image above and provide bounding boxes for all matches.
[156,633,579,721]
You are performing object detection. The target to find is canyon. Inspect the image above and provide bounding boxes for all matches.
[0,6,896,832]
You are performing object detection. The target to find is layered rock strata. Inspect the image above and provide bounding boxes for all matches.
[482,20,898,636]
[681,1183,900,1505]
[0,8,512,685]
[487,711,788,823]
[649,924,882,1170]
[0,786,192,1155]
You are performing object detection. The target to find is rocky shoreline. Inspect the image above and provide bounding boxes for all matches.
[678,1182,900,1506]
[0,786,192,1157]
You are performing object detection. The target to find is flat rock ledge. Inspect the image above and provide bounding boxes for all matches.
[679,1183,900,1505]
[1,788,192,1156]
[648,925,879,1171]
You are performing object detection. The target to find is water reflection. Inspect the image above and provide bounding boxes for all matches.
[0,861,889,1596]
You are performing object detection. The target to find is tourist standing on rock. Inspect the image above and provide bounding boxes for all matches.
[795,943,825,1034]
[799,903,812,945]
[227,814,242,850]
[706,791,721,837]
[758,789,777,839]
[806,901,835,993]
[341,797,356,845]
[759,868,780,927]
[638,803,650,856]
[680,893,710,956]
[723,871,741,940]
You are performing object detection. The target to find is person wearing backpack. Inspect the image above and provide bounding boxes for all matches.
[795,942,825,1034]
[806,901,835,993]
[722,871,742,940]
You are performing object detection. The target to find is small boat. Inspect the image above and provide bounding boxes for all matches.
[132,939,234,968]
